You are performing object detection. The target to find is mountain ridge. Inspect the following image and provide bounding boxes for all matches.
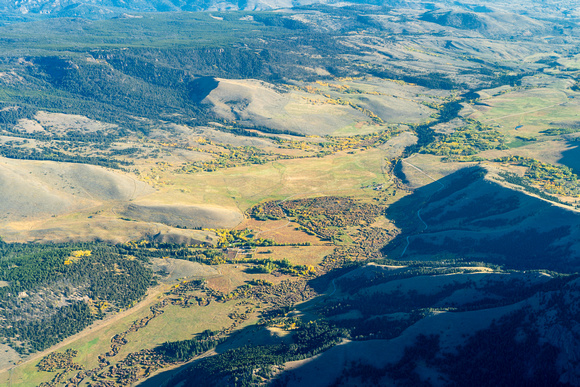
[0,0,574,20]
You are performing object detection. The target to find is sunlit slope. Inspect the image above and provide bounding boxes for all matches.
[203,78,366,135]
[0,157,151,220]
[420,9,547,37]
[119,203,243,229]
[202,78,434,136]
[0,158,232,244]
[146,145,393,210]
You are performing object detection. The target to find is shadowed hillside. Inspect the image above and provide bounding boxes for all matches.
[559,142,580,176]
[383,166,580,272]
[265,264,579,386]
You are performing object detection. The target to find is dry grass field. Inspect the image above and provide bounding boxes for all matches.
[203,78,436,136]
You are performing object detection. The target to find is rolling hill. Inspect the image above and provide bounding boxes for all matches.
[0,1,579,386]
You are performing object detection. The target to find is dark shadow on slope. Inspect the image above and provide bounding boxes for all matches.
[187,76,219,104]
[392,159,410,184]
[139,265,361,387]
[137,265,576,387]
[138,294,346,387]
[138,321,280,387]
[383,166,580,272]
[559,141,580,176]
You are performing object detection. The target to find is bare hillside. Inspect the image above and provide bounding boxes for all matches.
[0,157,152,221]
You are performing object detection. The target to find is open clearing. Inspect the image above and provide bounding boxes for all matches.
[0,131,414,243]
[115,300,255,361]
[150,258,221,283]
[254,245,335,266]
[467,85,580,141]
[236,218,324,245]
[13,111,119,135]
[150,146,392,212]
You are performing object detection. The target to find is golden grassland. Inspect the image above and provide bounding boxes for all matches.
[254,246,335,267]
[235,219,324,245]
[0,129,412,244]
[146,146,392,212]
[115,300,253,359]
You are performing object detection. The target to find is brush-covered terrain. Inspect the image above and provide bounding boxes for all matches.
[0,0,579,386]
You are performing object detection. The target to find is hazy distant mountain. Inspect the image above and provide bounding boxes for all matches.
[0,0,569,24]
[0,0,572,19]
[0,0,324,17]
